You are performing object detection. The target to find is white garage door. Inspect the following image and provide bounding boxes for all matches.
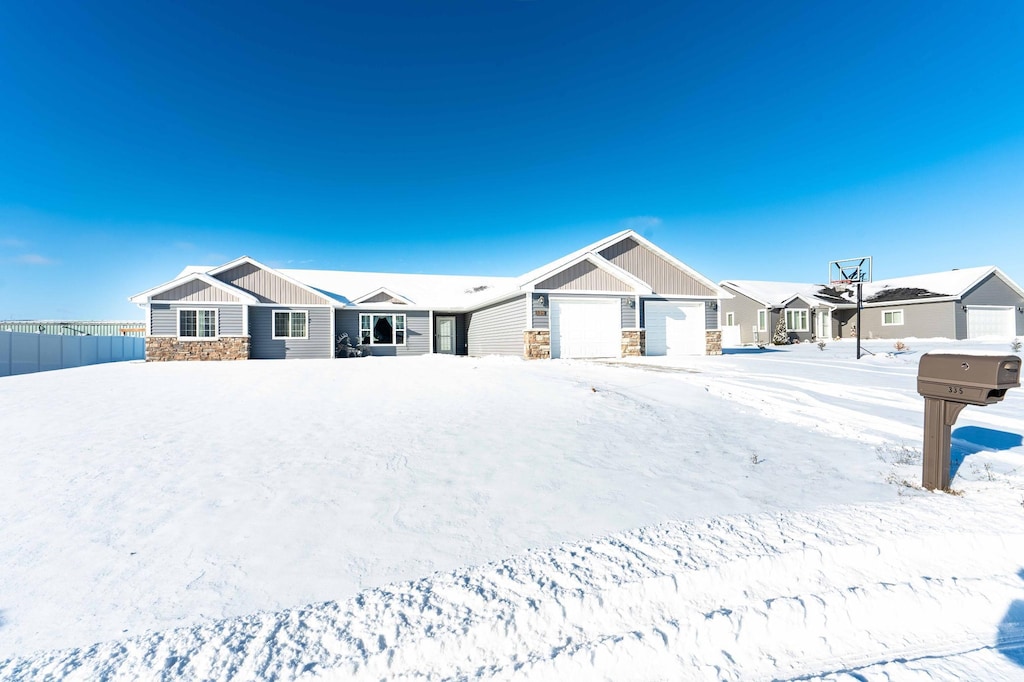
[550,297,621,359]
[967,306,1015,339]
[645,301,706,356]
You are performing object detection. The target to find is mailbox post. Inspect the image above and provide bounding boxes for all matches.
[916,353,1020,490]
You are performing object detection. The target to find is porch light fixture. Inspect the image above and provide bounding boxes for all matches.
[535,294,547,307]
[1018,304,1024,314]
[709,301,718,311]
[627,299,636,308]
[962,305,968,312]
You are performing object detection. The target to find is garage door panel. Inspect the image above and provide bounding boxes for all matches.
[967,306,1014,339]
[646,301,705,356]
[551,298,620,358]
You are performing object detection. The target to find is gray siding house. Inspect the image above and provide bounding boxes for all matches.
[720,266,1024,345]
[130,231,731,361]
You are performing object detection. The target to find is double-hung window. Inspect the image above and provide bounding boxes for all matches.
[882,309,904,326]
[360,313,406,345]
[179,309,217,338]
[785,309,809,332]
[757,309,768,332]
[273,310,308,339]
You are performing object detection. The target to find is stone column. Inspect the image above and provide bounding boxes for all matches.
[621,330,645,357]
[523,330,551,360]
[705,330,722,356]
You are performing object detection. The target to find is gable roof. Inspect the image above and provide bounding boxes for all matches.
[128,272,260,305]
[859,266,1024,304]
[135,231,726,310]
[721,280,844,308]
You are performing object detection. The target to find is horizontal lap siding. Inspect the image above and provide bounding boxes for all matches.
[335,309,429,356]
[720,287,767,345]
[468,295,527,356]
[250,307,332,359]
[599,238,717,296]
[150,303,244,336]
[621,297,637,328]
[859,301,955,340]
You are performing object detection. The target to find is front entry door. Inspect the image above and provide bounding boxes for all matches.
[435,316,456,354]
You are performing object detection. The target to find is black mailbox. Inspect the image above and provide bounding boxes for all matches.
[917,353,1021,406]
[916,352,1021,490]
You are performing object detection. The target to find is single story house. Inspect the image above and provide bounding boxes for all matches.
[129,230,732,361]
[720,266,1024,345]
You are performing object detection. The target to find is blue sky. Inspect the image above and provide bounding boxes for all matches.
[1,1,1022,320]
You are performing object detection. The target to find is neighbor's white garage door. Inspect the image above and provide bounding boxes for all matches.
[967,306,1015,339]
[645,301,706,356]
[550,297,621,359]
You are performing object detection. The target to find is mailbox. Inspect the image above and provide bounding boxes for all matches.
[916,352,1021,490]
[917,353,1021,406]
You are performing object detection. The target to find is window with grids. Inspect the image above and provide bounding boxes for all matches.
[273,310,308,339]
[179,309,217,338]
[785,309,809,332]
[359,313,406,345]
[882,309,904,326]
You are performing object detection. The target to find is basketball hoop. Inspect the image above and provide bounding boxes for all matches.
[828,257,873,360]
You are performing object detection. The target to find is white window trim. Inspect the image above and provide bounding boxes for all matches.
[272,310,309,339]
[882,309,905,326]
[757,309,768,332]
[785,308,809,332]
[359,313,408,346]
[177,308,218,339]
[725,312,736,326]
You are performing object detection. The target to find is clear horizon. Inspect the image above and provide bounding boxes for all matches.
[2,1,1022,320]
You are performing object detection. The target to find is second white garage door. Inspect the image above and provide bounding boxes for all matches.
[645,301,706,356]
[550,297,621,359]
[967,306,1015,339]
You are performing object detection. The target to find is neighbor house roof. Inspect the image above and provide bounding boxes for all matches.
[720,281,846,308]
[722,265,1024,310]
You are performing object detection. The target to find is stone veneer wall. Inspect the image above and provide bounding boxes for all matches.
[523,330,550,360]
[146,336,250,361]
[621,330,645,357]
[705,330,722,356]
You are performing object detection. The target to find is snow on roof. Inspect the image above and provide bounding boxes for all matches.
[279,268,520,308]
[722,280,843,307]
[860,265,996,302]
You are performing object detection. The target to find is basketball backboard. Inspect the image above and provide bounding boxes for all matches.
[829,257,872,288]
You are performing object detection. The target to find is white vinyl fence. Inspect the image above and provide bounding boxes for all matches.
[0,331,145,377]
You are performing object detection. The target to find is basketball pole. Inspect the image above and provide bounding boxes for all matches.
[856,281,863,360]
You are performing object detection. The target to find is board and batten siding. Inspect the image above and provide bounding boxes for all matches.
[719,286,769,345]
[152,280,241,302]
[215,262,330,305]
[335,309,430,356]
[249,306,332,359]
[468,295,527,356]
[599,238,717,297]
[150,303,245,336]
[958,273,1024,337]
[858,300,956,340]
[535,261,632,292]
[532,294,635,329]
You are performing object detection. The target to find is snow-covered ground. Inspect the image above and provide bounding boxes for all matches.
[1,338,1022,679]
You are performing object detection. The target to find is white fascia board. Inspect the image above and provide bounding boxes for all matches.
[352,286,416,305]
[128,273,259,304]
[611,230,730,297]
[206,256,338,306]
[780,293,837,309]
[349,303,427,311]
